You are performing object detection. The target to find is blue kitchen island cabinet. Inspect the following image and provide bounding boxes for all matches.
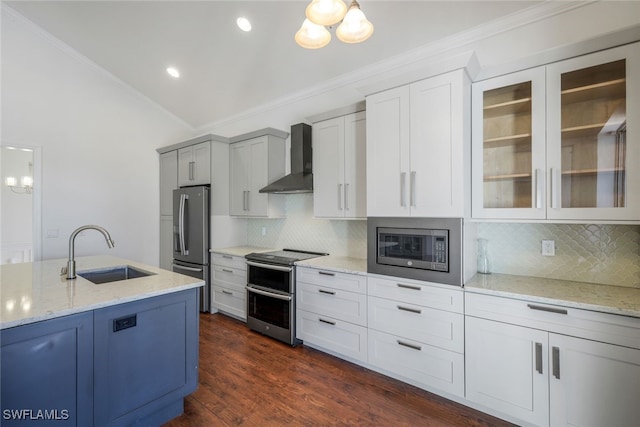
[93,289,199,426]
[1,256,203,427]
[1,311,94,426]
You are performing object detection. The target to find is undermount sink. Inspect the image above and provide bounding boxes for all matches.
[77,265,155,284]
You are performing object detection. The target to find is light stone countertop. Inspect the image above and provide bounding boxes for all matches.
[465,273,640,318]
[0,255,204,330]
[295,255,367,276]
[209,246,275,257]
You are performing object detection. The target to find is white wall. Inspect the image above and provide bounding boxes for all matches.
[1,8,194,265]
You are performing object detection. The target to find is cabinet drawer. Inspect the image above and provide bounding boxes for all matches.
[297,282,367,326]
[465,292,640,349]
[368,295,463,353]
[211,253,247,271]
[212,285,246,320]
[297,267,367,294]
[368,275,463,313]
[212,264,247,290]
[368,329,464,397]
[296,309,367,363]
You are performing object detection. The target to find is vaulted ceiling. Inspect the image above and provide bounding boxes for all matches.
[5,1,541,129]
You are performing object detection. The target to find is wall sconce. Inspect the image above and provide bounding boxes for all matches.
[5,175,33,194]
[296,0,374,49]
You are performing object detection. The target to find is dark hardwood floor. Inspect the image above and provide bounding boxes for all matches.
[164,313,514,427]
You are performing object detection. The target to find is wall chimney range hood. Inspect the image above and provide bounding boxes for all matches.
[259,123,313,194]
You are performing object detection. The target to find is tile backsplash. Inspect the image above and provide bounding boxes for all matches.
[246,194,367,258]
[246,194,639,288]
[477,223,640,288]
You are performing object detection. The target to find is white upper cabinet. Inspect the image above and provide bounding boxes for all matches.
[473,42,640,221]
[313,111,366,218]
[178,141,211,187]
[366,69,470,217]
[229,132,286,218]
[546,44,640,221]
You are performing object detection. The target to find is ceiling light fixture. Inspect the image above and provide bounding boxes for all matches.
[296,0,373,49]
[166,67,180,78]
[237,17,252,32]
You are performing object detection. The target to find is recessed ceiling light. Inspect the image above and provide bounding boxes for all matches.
[166,67,180,78]
[237,17,252,32]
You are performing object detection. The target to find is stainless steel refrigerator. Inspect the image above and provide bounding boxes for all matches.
[172,185,210,312]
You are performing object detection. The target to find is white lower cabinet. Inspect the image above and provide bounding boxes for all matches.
[367,275,465,397]
[211,252,248,320]
[465,292,640,427]
[296,267,368,363]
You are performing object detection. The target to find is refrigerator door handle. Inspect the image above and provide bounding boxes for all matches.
[178,193,189,256]
[172,263,203,273]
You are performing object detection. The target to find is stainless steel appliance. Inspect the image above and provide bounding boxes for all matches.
[245,249,327,346]
[367,217,463,286]
[173,186,210,312]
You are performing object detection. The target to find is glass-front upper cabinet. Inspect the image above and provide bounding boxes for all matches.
[472,68,546,219]
[546,43,639,221]
[473,42,639,222]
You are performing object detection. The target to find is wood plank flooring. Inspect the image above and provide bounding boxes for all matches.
[164,313,514,427]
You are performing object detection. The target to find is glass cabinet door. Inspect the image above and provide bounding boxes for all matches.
[547,43,639,221]
[472,68,546,219]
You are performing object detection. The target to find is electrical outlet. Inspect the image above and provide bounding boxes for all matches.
[261,227,266,236]
[541,239,555,256]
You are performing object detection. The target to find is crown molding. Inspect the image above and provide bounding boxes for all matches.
[196,1,590,133]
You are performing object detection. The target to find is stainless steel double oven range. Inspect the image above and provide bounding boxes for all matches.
[244,249,327,346]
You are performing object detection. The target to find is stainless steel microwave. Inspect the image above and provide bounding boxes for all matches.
[367,217,463,286]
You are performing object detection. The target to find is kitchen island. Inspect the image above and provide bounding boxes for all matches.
[0,256,203,426]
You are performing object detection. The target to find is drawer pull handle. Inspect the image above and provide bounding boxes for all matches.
[552,346,560,379]
[222,268,234,273]
[222,255,233,259]
[397,305,421,314]
[222,290,233,295]
[527,304,568,315]
[319,271,336,277]
[397,340,421,351]
[535,342,543,374]
[319,289,336,295]
[319,318,336,326]
[396,283,421,291]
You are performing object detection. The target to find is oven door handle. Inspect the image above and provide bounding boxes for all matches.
[246,286,293,301]
[245,260,293,272]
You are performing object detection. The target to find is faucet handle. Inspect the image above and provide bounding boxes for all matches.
[61,266,68,276]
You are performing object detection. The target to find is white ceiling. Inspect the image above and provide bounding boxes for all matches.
[5,0,541,130]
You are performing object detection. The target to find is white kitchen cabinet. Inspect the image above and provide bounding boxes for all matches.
[367,274,465,397]
[229,131,286,218]
[366,69,470,217]
[312,111,366,218]
[211,252,248,320]
[296,267,368,363]
[465,292,640,427]
[473,42,640,221]
[178,141,211,187]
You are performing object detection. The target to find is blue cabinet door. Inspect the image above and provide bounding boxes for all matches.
[1,312,93,426]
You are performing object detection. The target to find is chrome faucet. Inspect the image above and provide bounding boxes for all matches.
[64,225,115,279]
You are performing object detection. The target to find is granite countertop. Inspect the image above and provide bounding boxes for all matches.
[0,255,204,330]
[209,246,275,257]
[465,273,640,318]
[295,255,367,276]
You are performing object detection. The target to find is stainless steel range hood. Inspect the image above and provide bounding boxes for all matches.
[259,123,313,194]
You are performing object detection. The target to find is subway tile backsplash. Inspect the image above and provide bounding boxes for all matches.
[246,194,639,288]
